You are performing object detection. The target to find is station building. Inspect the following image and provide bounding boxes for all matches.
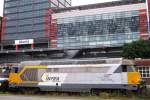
[135,59,150,85]
[2,0,71,49]
[0,0,150,63]
[53,0,149,49]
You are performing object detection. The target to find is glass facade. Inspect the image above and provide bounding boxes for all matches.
[56,10,143,48]
[3,0,148,50]
[4,0,71,40]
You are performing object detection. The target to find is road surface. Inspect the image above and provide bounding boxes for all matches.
[0,94,125,100]
[0,95,83,100]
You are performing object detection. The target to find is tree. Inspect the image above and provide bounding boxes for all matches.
[122,40,150,59]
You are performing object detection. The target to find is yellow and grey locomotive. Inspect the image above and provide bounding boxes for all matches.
[8,58,143,92]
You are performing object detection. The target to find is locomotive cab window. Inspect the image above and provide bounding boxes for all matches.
[121,65,135,72]
[11,67,19,73]
[122,65,127,72]
[0,67,10,74]
[0,67,10,78]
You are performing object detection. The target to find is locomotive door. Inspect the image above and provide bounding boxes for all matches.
[121,72,128,84]
[55,82,61,91]
[121,65,128,84]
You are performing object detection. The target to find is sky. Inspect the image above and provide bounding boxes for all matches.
[0,0,119,16]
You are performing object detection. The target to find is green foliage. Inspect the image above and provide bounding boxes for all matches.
[122,40,150,59]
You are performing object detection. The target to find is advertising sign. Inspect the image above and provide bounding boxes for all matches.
[15,39,34,45]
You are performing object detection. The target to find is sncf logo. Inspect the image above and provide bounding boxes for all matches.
[46,75,60,82]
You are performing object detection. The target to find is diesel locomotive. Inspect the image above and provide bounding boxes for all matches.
[3,58,145,93]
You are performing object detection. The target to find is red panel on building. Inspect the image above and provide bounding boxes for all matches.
[140,21,148,24]
[139,8,149,39]
[147,0,150,28]
[45,5,58,49]
[135,59,150,66]
[1,17,6,41]
[139,9,146,12]
[148,0,150,15]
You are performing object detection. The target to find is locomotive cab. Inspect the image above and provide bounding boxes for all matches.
[120,62,146,92]
[0,67,10,88]
[123,60,142,83]
[121,64,141,85]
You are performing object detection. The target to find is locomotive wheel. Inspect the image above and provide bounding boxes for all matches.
[20,88,40,94]
[0,81,9,91]
[90,89,100,96]
[126,90,134,97]
[138,87,147,97]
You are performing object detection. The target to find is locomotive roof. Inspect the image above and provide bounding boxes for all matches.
[18,58,133,67]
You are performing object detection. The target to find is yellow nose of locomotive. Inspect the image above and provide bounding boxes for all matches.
[128,72,141,85]
[9,73,22,84]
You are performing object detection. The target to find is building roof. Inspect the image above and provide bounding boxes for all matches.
[135,59,150,66]
[54,0,144,13]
